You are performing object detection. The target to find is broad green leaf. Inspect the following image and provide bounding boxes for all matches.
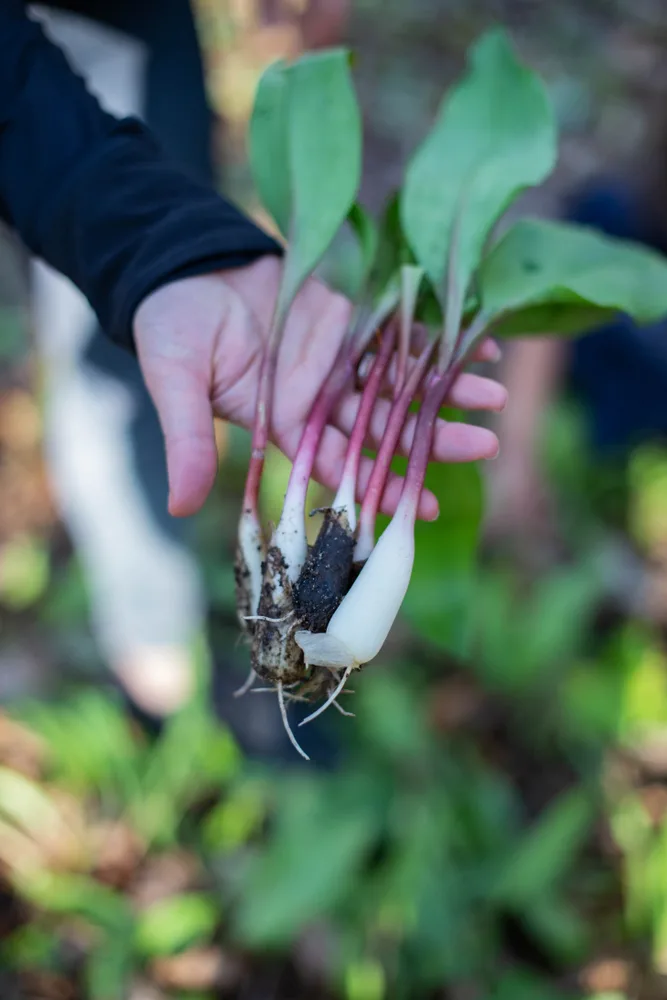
[20,872,133,933]
[491,788,594,907]
[279,49,362,313]
[523,895,590,963]
[492,302,617,338]
[85,931,134,1000]
[348,203,379,289]
[249,60,290,236]
[234,775,381,946]
[401,29,556,313]
[321,203,379,301]
[16,692,141,803]
[400,265,424,345]
[135,893,218,957]
[370,192,411,298]
[478,218,667,334]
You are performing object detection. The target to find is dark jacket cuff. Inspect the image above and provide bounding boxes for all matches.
[38,117,283,350]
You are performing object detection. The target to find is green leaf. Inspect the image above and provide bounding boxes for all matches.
[523,895,590,963]
[348,203,379,289]
[478,218,667,334]
[356,671,432,760]
[400,264,424,341]
[0,767,66,839]
[321,203,380,302]
[491,788,594,907]
[401,29,556,310]
[490,969,570,1000]
[345,958,387,1000]
[492,302,617,338]
[85,930,135,1000]
[279,48,362,313]
[249,60,291,236]
[0,535,50,610]
[21,872,133,933]
[135,893,218,957]
[234,775,381,947]
[370,192,411,298]
[1,925,58,971]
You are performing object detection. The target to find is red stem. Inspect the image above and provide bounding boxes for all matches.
[282,340,357,516]
[281,310,390,518]
[336,320,397,505]
[395,311,410,401]
[397,361,463,523]
[242,336,279,517]
[356,340,436,551]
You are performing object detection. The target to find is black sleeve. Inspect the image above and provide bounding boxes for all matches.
[0,0,282,351]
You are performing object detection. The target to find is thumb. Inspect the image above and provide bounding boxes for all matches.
[143,359,218,517]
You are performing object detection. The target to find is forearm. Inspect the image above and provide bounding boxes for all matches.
[0,0,281,350]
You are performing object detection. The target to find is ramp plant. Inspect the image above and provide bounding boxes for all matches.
[235,29,667,758]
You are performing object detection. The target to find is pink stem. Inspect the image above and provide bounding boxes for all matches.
[281,309,390,518]
[356,340,436,552]
[281,340,357,517]
[242,329,281,518]
[397,362,463,523]
[395,300,411,401]
[336,320,397,507]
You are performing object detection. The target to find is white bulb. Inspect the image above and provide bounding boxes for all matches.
[273,496,308,584]
[295,510,414,670]
[238,509,265,615]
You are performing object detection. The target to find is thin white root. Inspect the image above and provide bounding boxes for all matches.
[278,682,310,761]
[233,667,257,698]
[251,686,310,705]
[243,611,295,624]
[251,681,300,694]
[299,666,354,727]
[331,696,355,718]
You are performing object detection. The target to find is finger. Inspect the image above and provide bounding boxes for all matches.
[358,337,502,396]
[141,359,218,517]
[399,326,500,363]
[446,373,507,411]
[474,337,502,363]
[277,421,498,520]
[333,375,505,453]
[277,422,434,518]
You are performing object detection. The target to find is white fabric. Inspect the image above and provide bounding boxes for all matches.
[25,8,204,660]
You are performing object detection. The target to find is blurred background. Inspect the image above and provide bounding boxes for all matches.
[3,1,667,997]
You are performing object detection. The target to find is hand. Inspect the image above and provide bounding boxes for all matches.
[134,256,506,520]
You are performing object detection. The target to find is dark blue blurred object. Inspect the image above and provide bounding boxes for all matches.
[566,179,667,457]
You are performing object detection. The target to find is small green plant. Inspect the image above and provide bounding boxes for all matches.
[0,685,240,1000]
[234,29,667,758]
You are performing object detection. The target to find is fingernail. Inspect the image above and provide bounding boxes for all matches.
[488,340,503,363]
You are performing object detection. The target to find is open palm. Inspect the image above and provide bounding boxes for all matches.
[135,257,505,519]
